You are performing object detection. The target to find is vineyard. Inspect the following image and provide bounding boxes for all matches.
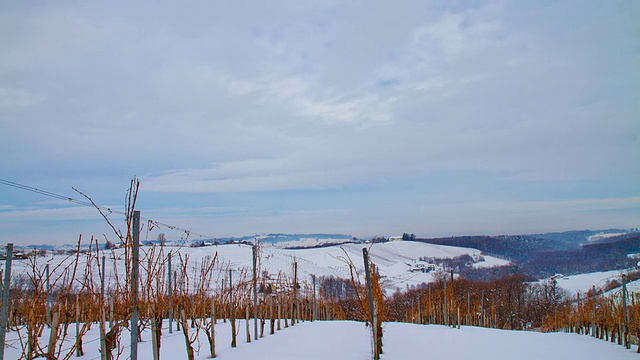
[1,237,639,359]
[0,182,637,359]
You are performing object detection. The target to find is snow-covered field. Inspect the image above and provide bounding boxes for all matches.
[625,279,640,294]
[550,270,627,294]
[14,241,510,292]
[588,232,627,242]
[4,320,636,359]
[6,241,638,359]
[540,269,640,296]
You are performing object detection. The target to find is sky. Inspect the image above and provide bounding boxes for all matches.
[1,0,639,246]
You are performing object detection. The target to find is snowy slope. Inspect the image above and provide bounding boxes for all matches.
[540,269,640,297]
[381,322,638,360]
[627,279,640,294]
[3,320,636,360]
[236,241,508,291]
[11,241,509,292]
[603,278,640,299]
[550,270,626,294]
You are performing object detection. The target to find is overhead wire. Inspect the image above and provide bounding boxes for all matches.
[1,178,422,288]
[0,178,218,241]
[0,178,96,208]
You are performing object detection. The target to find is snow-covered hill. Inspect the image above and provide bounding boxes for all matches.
[539,269,640,297]
[10,240,510,292]
[546,270,627,294]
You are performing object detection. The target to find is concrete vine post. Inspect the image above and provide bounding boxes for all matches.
[100,254,108,360]
[467,292,471,326]
[229,269,236,348]
[444,277,448,326]
[363,248,378,360]
[591,285,596,337]
[45,264,50,328]
[480,289,484,327]
[292,260,298,326]
[245,302,251,343]
[209,298,216,358]
[312,274,317,322]
[168,254,173,334]
[130,210,141,360]
[451,269,455,327]
[76,294,83,356]
[0,243,13,360]
[622,275,629,349]
[252,242,258,340]
[269,294,275,334]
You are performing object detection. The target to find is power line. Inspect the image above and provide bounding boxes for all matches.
[0,178,218,241]
[0,178,96,208]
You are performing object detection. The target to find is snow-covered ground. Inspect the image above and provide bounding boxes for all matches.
[540,269,640,296]
[12,241,510,292]
[382,322,638,360]
[4,320,636,359]
[261,236,352,249]
[625,278,640,294]
[603,278,640,299]
[587,232,627,242]
[5,241,637,359]
[550,270,626,294]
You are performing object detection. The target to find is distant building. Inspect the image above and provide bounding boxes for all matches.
[0,251,29,260]
[389,236,403,242]
[406,260,436,273]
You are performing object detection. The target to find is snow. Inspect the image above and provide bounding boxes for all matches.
[12,242,635,358]
[603,278,640,298]
[540,269,640,299]
[211,321,371,360]
[15,241,509,293]
[4,320,637,359]
[587,232,627,242]
[543,270,626,295]
[382,322,638,360]
[262,236,352,249]
[626,278,640,294]
[472,254,507,268]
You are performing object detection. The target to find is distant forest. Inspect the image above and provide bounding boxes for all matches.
[414,231,640,280]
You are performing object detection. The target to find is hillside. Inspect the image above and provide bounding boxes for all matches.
[9,240,509,293]
[4,236,640,359]
[528,229,631,247]
[414,235,566,262]
[522,233,640,277]
[415,231,640,279]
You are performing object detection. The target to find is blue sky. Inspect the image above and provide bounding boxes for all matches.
[1,0,639,246]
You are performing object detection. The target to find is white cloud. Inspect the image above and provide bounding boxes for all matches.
[0,88,43,108]
[217,74,393,127]
[0,1,638,243]
[413,13,468,58]
[143,156,374,193]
